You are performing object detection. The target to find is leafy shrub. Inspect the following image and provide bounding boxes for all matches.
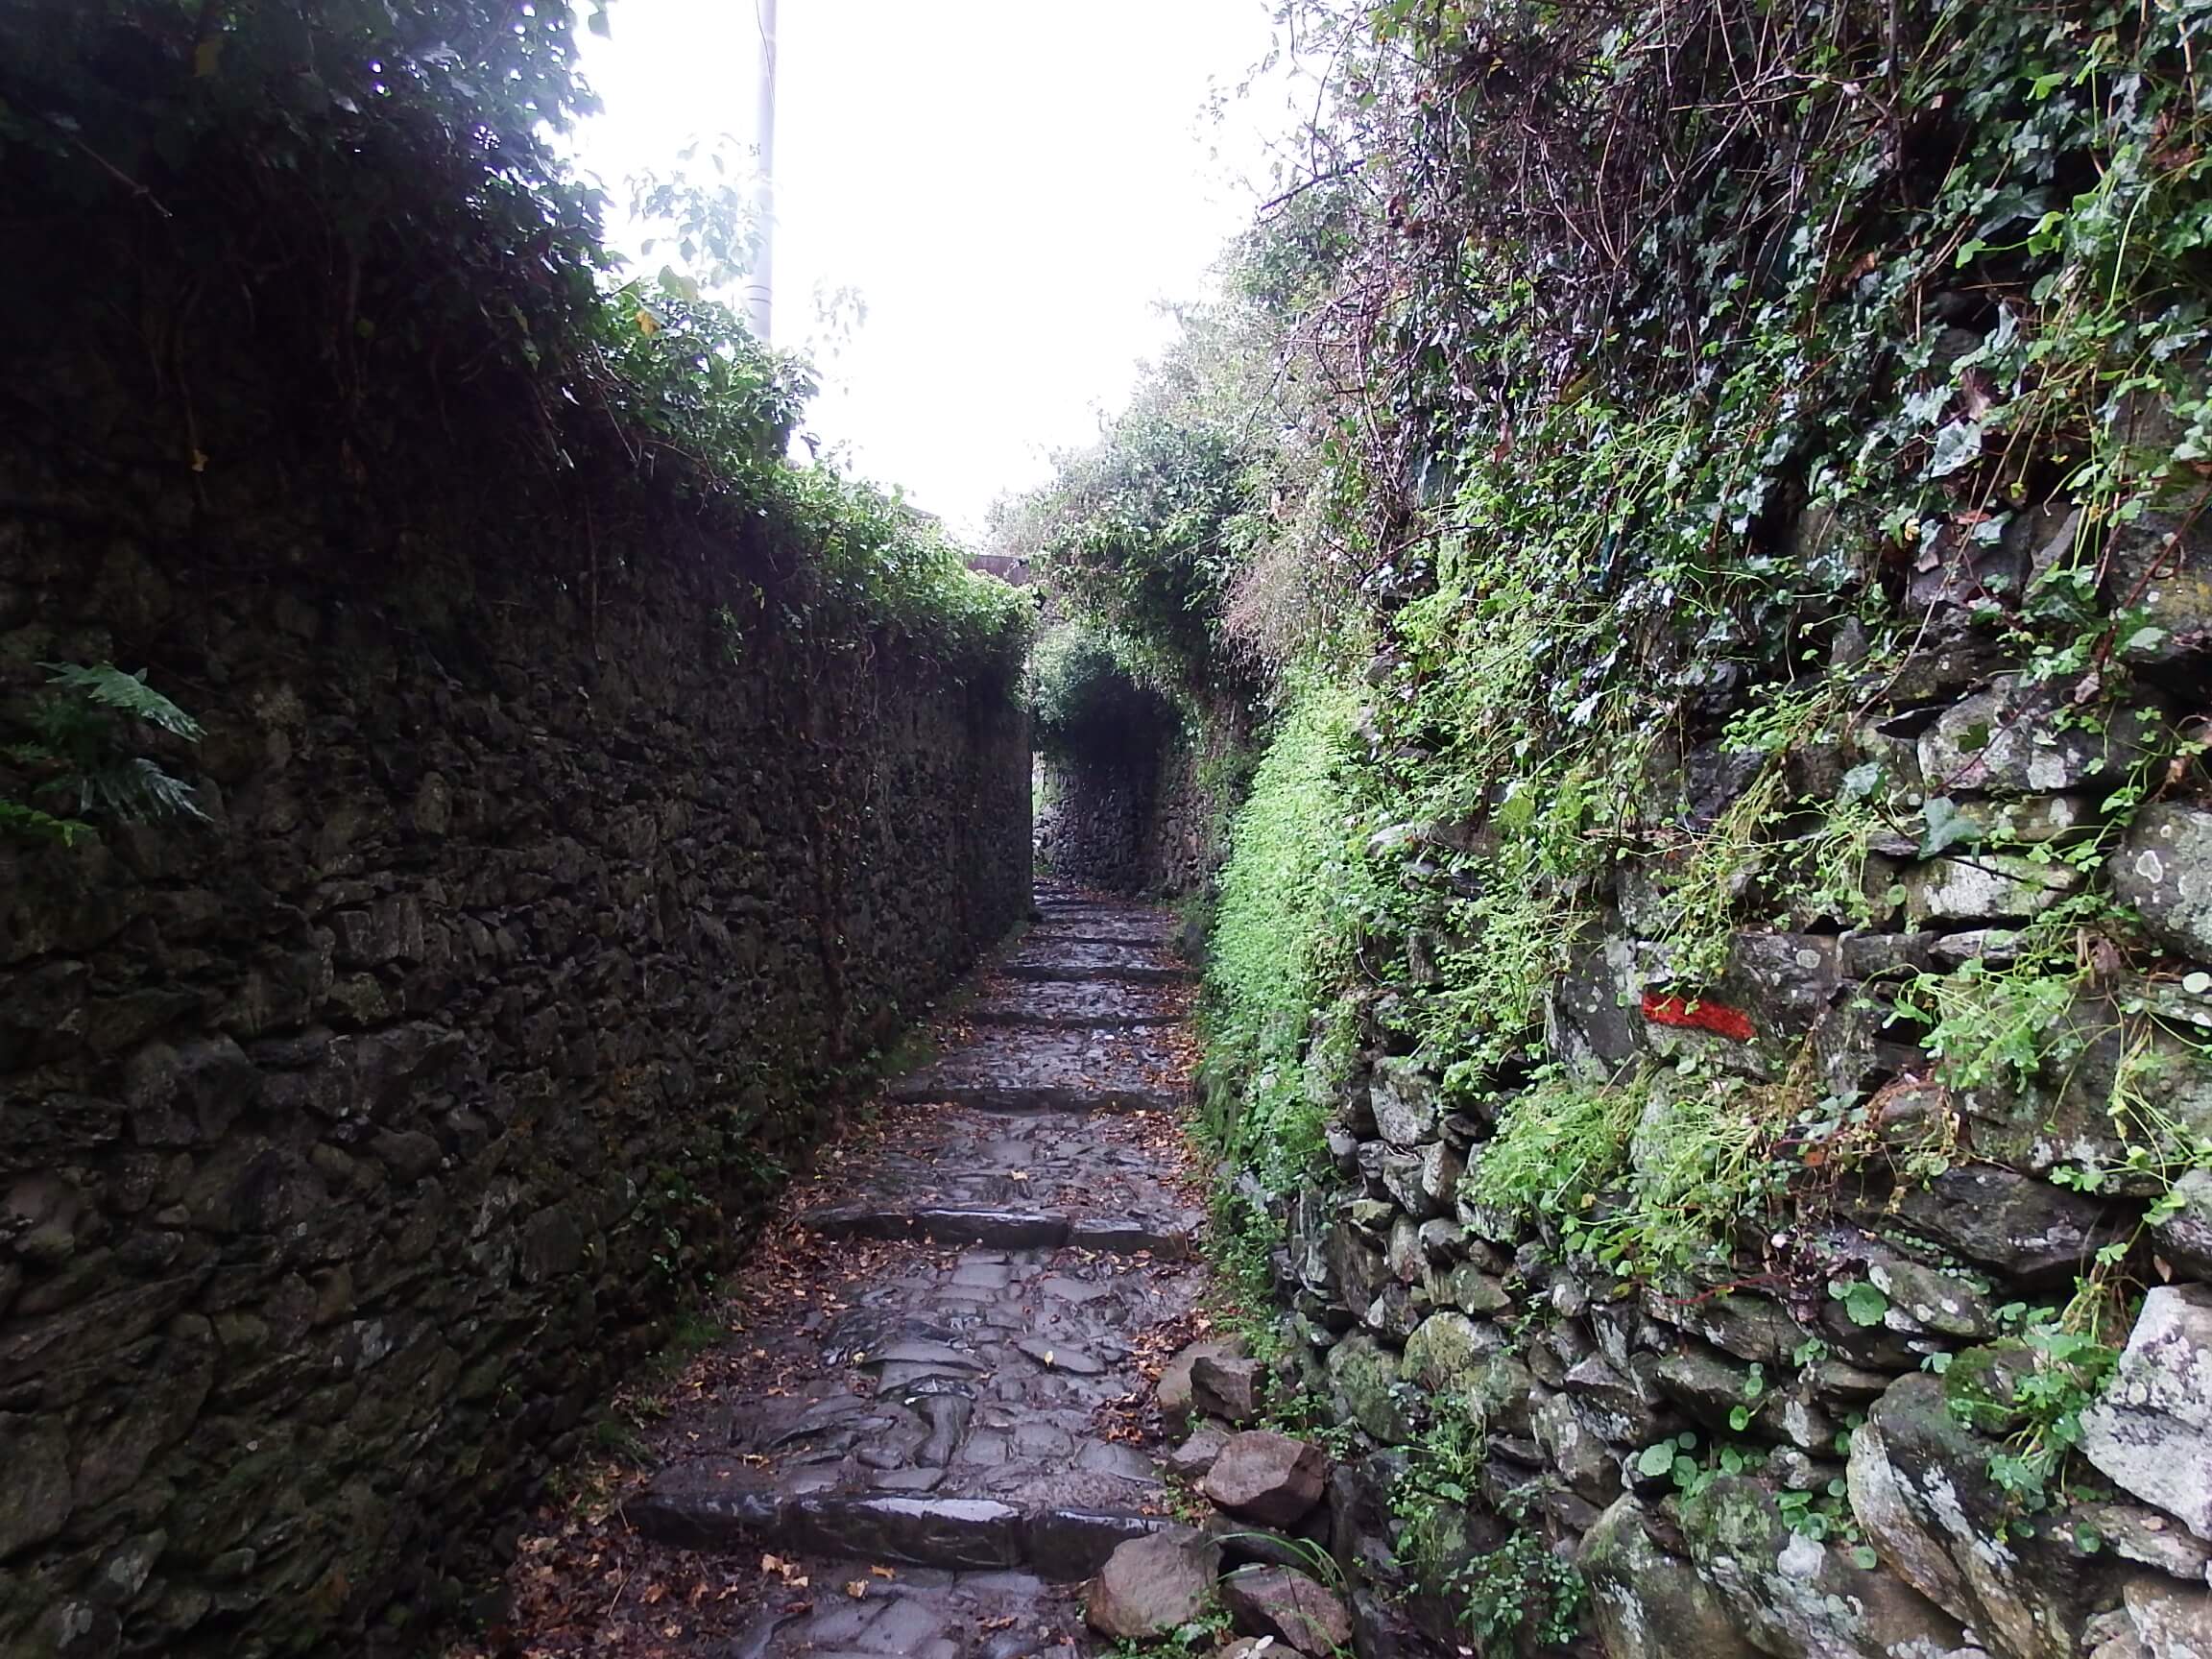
[1199,685,1359,1188]
[1466,1071,1640,1225]
[1029,626,1178,761]
[1014,0,2212,1325]
[0,2,1028,680]
[1455,1530,1589,1653]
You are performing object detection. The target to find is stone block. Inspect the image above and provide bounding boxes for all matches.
[1917,679,2157,796]
[2152,1167,2212,1281]
[1190,1355,1265,1425]
[2113,804,2212,962]
[1325,1333,1414,1445]
[1217,1565,1352,1656]
[1888,1165,2123,1286]
[1367,1056,1437,1146]
[0,1413,73,1557]
[1678,1474,1966,1659]
[2082,1285,2212,1542]
[1402,1311,1503,1396]
[1849,1373,2091,1657]
[1579,1496,1763,1659]
[1084,1529,1220,1640]
[1530,1391,1622,1505]
[2104,509,2212,662]
[1199,1431,1327,1527]
[1898,853,2081,924]
[1158,1338,1246,1431]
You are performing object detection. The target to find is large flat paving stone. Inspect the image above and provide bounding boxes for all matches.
[632,1230,1203,1578]
[635,1462,1175,1584]
[801,1208,1198,1258]
[890,1027,1188,1112]
[719,1567,1086,1658]
[1028,911,1181,947]
[967,977,1189,1028]
[682,1243,1193,1501]
[1000,941,1192,984]
[787,1495,1025,1571]
[794,1107,1202,1247]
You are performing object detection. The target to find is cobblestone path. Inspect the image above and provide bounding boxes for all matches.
[462,885,1210,1659]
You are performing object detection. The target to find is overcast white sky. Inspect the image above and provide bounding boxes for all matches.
[571,0,1290,538]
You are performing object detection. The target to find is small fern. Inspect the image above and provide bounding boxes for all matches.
[0,799,85,844]
[38,661,204,740]
[2,662,207,841]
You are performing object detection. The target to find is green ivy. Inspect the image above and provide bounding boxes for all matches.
[1197,684,1361,1190]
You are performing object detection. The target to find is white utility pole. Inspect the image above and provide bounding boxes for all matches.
[744,0,778,343]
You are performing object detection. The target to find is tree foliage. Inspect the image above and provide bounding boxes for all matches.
[1028,625,1179,763]
[0,0,1026,677]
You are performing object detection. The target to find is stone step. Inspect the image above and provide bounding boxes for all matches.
[1027,916,1181,948]
[966,979,1186,1028]
[1000,941,1192,984]
[799,1204,1195,1257]
[1029,932,1181,952]
[789,1108,1202,1255]
[889,1027,1186,1114]
[632,1235,1204,1584]
[716,1566,1079,1659]
[632,1463,1166,1581]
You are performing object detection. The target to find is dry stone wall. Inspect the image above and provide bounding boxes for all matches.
[1038,722,1240,901]
[1252,636,2212,1657]
[1038,749,1163,894]
[0,464,1029,1653]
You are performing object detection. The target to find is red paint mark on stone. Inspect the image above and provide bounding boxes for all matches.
[1641,992,1755,1042]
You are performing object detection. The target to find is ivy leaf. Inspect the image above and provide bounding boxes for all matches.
[1919,795,1977,857]
[1636,1443,1674,1478]
[1929,420,1984,478]
[1841,1282,1889,1327]
[1839,761,1884,803]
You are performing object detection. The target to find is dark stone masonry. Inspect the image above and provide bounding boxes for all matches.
[618,890,1214,1654]
[1243,618,2212,1657]
[1038,717,1241,902]
[0,511,1030,1652]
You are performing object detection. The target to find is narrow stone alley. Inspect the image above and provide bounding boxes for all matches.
[461,885,1214,1658]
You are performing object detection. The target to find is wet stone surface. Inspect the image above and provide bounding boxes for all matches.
[968,977,1190,1028]
[637,1237,1205,1551]
[891,1026,1190,1113]
[719,1568,1088,1659]
[561,890,1210,1657]
[796,1106,1203,1252]
[1027,912,1180,947]
[1001,941,1195,985]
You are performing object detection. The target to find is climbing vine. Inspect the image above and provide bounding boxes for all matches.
[1022,0,2212,1220]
